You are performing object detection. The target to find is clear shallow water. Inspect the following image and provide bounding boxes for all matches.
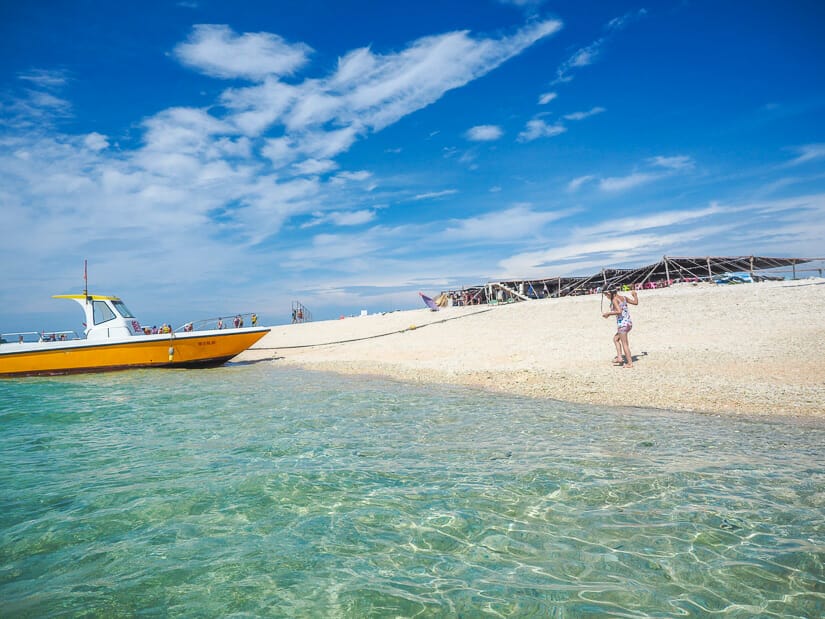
[1,364,823,618]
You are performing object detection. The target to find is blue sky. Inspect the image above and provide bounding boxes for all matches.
[1,0,824,331]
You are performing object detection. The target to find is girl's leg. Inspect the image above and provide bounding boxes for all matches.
[619,332,633,367]
[612,333,624,363]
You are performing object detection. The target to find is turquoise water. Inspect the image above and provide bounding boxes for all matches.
[1,364,823,618]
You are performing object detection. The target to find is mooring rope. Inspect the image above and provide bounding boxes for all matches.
[251,306,498,350]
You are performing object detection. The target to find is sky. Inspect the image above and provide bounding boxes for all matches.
[1,0,824,331]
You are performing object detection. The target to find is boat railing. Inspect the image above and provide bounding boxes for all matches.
[0,330,81,344]
[174,312,261,333]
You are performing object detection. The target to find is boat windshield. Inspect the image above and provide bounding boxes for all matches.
[112,300,135,318]
[93,300,116,325]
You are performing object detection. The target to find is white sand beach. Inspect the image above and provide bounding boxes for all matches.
[238,279,825,417]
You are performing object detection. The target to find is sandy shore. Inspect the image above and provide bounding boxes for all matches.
[237,280,825,417]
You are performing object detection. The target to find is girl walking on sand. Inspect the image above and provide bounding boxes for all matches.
[602,289,639,368]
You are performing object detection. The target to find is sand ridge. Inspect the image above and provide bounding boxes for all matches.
[237,280,825,417]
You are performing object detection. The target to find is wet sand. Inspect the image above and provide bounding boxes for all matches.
[237,279,825,417]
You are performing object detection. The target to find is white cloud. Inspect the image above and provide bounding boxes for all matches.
[517,119,566,142]
[552,10,646,84]
[586,155,696,192]
[141,107,231,156]
[498,227,729,278]
[292,158,338,176]
[585,205,728,236]
[598,172,659,192]
[648,155,694,170]
[18,69,69,89]
[173,24,313,81]
[786,143,825,166]
[607,9,648,32]
[538,91,557,105]
[220,78,299,135]
[322,19,562,133]
[84,132,109,151]
[331,170,373,184]
[413,189,459,201]
[567,175,595,192]
[496,193,825,279]
[465,125,504,141]
[498,0,545,6]
[442,205,572,242]
[570,46,599,68]
[2,89,72,128]
[563,106,605,121]
[203,17,563,180]
[302,209,376,228]
[553,41,602,83]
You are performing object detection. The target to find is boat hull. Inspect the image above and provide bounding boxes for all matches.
[0,328,270,377]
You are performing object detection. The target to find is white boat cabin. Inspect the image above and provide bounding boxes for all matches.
[53,294,144,340]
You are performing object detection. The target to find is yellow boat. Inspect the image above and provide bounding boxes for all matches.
[0,294,270,377]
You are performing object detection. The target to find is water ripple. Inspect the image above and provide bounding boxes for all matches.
[1,365,823,617]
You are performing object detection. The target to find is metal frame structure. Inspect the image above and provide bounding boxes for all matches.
[437,256,822,305]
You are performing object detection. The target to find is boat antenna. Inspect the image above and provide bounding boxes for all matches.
[84,259,89,301]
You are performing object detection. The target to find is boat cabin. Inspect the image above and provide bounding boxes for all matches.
[53,294,144,340]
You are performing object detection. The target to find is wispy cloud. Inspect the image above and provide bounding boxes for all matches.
[413,189,459,201]
[786,143,825,166]
[584,204,727,235]
[552,9,647,84]
[538,91,557,105]
[1,73,73,128]
[18,69,70,89]
[648,155,694,170]
[581,155,696,192]
[567,175,595,192]
[301,209,376,228]
[517,119,566,142]
[606,9,648,32]
[292,158,338,176]
[441,205,574,242]
[497,192,824,279]
[0,18,565,314]
[598,172,659,192]
[465,125,504,141]
[208,19,563,166]
[498,0,546,6]
[563,106,605,121]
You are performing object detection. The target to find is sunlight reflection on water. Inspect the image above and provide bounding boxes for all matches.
[1,364,823,617]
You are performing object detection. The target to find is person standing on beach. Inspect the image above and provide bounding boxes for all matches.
[602,289,639,368]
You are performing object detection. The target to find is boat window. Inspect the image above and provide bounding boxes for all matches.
[93,300,116,325]
[112,300,135,318]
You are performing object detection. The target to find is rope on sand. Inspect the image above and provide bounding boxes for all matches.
[251,306,497,350]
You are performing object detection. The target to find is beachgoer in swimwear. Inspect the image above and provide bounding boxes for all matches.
[602,289,639,368]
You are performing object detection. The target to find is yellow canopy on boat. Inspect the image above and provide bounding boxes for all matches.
[53,294,122,301]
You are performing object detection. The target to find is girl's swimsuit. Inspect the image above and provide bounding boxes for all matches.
[616,299,632,333]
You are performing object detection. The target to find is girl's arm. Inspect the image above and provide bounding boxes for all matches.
[602,296,621,318]
[626,290,639,305]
